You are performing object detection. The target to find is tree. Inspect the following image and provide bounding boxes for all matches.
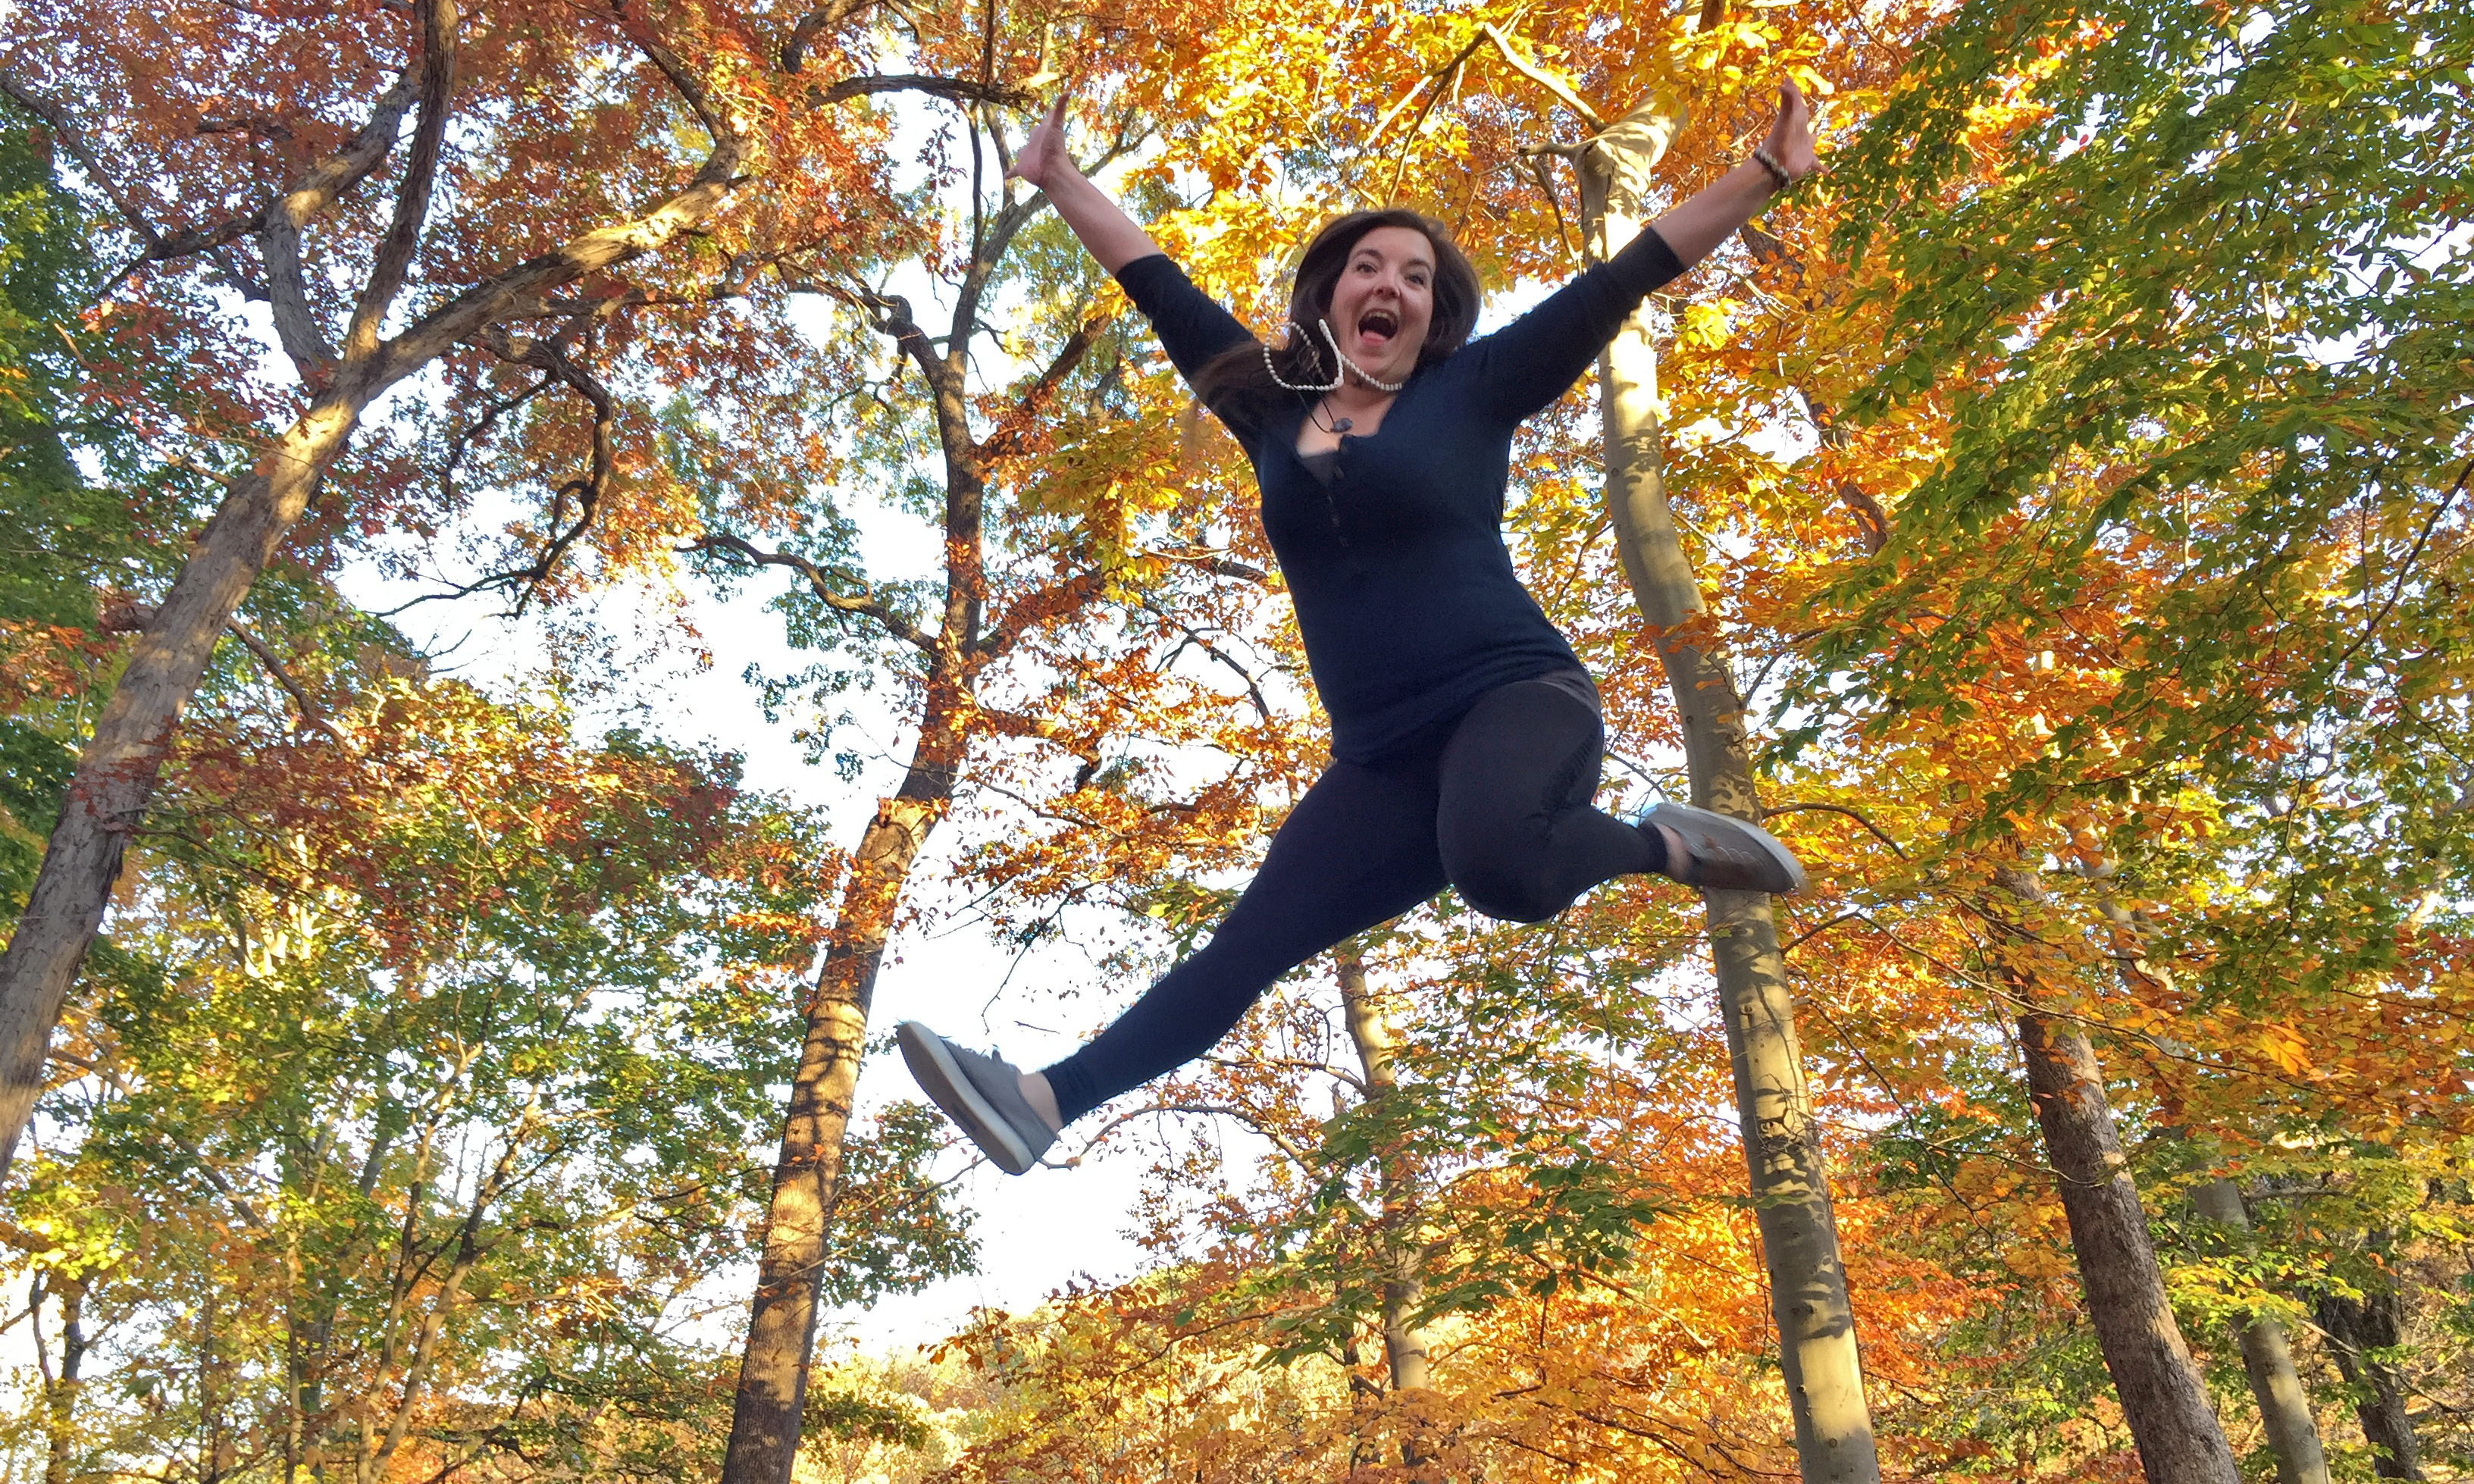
[686,24,1313,1478]
[1800,0,2472,1472]
[0,619,974,1483]
[0,0,949,1176]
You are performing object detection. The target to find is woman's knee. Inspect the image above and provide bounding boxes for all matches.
[1445,855,1571,925]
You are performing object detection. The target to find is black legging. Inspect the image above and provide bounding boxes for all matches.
[1040,677,1665,1126]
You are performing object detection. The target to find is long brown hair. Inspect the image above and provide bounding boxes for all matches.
[1192,208,1483,419]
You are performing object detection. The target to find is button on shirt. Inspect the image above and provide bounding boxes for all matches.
[1113,227,1683,763]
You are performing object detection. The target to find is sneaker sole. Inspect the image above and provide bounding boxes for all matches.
[1649,803,1808,895]
[896,1022,1038,1176]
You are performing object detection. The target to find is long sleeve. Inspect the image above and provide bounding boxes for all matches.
[1113,253,1267,443]
[1450,225,1684,427]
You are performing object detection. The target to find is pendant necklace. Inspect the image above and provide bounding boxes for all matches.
[1311,396,1354,435]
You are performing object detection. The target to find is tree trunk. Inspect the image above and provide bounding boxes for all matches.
[719,724,957,1484]
[1577,101,1878,1484]
[2318,1278,2421,1479]
[42,1275,86,1484]
[2188,1177,2328,1484]
[2014,1012,2240,1483]
[1336,944,1434,1473]
[1336,945,1431,1396]
[0,402,364,1179]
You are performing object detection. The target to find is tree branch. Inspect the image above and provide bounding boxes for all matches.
[1141,596,1275,724]
[1760,800,1906,858]
[367,8,744,387]
[261,68,427,380]
[96,601,351,748]
[343,0,461,364]
[685,531,934,653]
[0,70,169,248]
[227,621,353,750]
[817,74,1035,110]
[1479,24,1605,133]
[973,308,1112,464]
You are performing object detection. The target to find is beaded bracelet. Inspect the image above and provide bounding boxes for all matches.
[1750,145,1793,192]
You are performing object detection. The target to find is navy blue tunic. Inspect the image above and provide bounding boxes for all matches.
[1114,227,1683,763]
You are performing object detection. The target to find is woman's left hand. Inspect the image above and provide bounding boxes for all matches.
[1762,79,1818,182]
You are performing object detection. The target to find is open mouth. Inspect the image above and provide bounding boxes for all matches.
[1357,308,1399,345]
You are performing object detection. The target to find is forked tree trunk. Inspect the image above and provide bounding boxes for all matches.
[2190,1176,2328,1484]
[719,725,957,1484]
[2319,1273,2422,1479]
[1575,100,1878,1484]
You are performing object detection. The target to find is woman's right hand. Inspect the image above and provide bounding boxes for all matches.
[1010,92,1074,193]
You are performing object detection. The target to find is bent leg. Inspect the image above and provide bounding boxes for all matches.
[1436,679,1664,924]
[1041,757,1448,1126]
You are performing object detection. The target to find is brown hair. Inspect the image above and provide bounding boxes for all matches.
[1192,208,1483,418]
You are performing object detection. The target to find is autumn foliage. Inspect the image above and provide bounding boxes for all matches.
[3,0,2471,1479]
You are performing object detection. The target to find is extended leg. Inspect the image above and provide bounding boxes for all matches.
[1040,756,1448,1126]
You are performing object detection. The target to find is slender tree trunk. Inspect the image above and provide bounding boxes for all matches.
[1991,869,2238,1482]
[2188,1177,2328,1484]
[719,717,959,1484]
[1336,945,1431,1395]
[1336,944,1433,1473]
[2318,1277,2421,1479]
[2013,1011,2240,1483]
[42,1276,86,1484]
[1575,100,1877,1484]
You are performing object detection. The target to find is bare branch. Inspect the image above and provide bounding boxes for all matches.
[0,70,169,247]
[686,531,935,653]
[227,621,354,750]
[1478,23,1605,132]
[817,74,1035,110]
[1141,596,1274,724]
[96,600,352,749]
[973,308,1112,464]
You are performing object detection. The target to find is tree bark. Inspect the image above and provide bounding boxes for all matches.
[718,117,1065,1482]
[2187,1177,2328,1484]
[2318,1277,2421,1479]
[1336,945,1432,1397]
[719,745,951,1484]
[2013,1012,2240,1483]
[1576,99,1878,1484]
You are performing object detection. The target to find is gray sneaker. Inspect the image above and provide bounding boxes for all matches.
[895,1022,1057,1176]
[1640,802,1806,895]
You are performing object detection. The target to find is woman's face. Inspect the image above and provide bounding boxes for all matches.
[1323,224,1436,390]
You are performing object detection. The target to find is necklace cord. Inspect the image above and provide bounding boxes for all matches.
[1261,319,1407,395]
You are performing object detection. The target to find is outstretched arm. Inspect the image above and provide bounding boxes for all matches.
[1010,94,1161,274]
[1650,79,1818,268]
[1458,80,1822,426]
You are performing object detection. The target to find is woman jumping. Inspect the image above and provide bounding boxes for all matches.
[900,82,1821,1175]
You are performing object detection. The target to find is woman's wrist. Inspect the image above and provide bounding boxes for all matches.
[1749,146,1793,193]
